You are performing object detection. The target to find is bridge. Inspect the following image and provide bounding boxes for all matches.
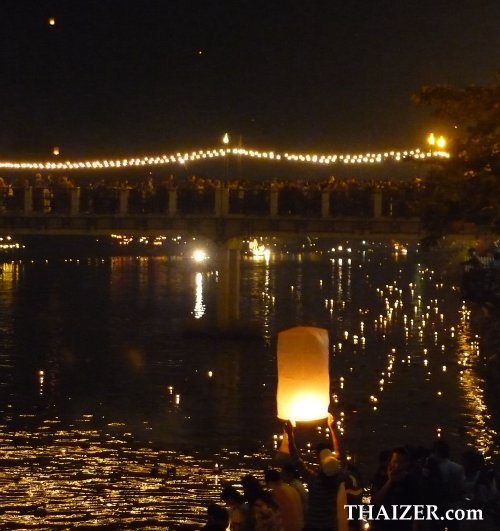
[0,184,427,239]
[0,182,477,334]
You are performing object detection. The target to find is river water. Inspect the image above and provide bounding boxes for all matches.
[0,241,498,529]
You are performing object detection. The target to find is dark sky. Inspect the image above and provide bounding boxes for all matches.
[1,0,499,159]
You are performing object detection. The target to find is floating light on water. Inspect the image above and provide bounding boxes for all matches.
[276,326,330,422]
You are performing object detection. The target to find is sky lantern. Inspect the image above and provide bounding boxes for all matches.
[48,17,56,26]
[53,146,60,156]
[277,326,330,422]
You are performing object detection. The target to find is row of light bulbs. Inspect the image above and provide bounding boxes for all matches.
[0,146,449,171]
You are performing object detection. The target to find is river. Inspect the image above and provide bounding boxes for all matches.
[0,240,498,529]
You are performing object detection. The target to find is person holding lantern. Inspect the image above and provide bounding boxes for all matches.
[284,414,348,531]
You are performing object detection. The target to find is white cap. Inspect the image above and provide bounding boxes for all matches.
[319,448,341,476]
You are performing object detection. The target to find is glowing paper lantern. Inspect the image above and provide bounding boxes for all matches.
[277,326,330,422]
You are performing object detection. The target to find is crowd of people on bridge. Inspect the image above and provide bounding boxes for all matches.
[0,172,425,217]
[199,415,499,531]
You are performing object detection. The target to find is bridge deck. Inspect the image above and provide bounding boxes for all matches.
[0,213,475,241]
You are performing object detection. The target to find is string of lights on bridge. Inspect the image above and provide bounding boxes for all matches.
[0,145,449,172]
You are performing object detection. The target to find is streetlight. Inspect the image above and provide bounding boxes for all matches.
[436,135,446,149]
[427,133,446,150]
[222,133,230,180]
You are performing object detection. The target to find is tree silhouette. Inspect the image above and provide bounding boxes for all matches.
[412,72,500,243]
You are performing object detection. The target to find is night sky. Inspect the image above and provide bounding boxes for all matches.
[1,0,499,159]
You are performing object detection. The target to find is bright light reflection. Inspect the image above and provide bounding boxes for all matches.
[194,272,205,319]
[457,304,497,457]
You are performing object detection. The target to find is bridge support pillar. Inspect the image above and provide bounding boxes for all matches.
[119,189,129,215]
[216,238,241,330]
[23,186,33,214]
[270,189,279,217]
[373,190,383,218]
[321,190,330,218]
[215,187,230,216]
[70,187,80,215]
[168,190,177,217]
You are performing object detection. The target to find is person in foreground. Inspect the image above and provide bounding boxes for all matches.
[284,413,348,531]
[370,447,422,531]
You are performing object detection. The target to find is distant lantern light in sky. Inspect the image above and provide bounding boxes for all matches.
[53,146,60,156]
[277,326,330,422]
[222,133,230,145]
[48,17,56,26]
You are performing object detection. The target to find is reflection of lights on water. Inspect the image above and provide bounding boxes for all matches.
[193,272,205,319]
[0,261,20,282]
[38,370,44,396]
[457,304,497,457]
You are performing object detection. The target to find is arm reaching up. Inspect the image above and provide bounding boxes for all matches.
[283,420,300,462]
[327,413,341,458]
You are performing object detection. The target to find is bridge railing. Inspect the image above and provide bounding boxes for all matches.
[0,185,422,220]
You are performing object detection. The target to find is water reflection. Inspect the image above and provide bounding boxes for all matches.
[193,272,205,319]
[1,245,500,527]
[457,303,497,459]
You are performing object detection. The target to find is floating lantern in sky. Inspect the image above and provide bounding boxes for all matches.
[277,326,330,422]
[53,146,60,156]
[48,17,56,26]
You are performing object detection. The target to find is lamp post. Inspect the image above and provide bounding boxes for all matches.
[222,133,230,180]
[427,132,447,150]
